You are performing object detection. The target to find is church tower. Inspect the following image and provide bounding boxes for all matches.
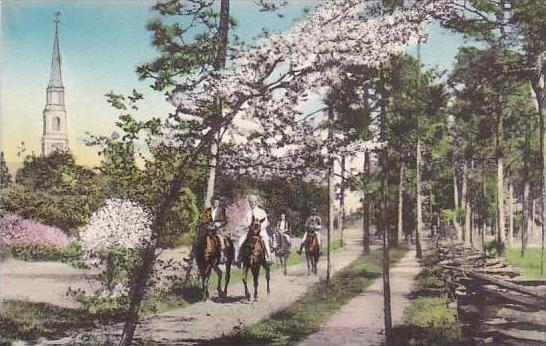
[41,12,69,156]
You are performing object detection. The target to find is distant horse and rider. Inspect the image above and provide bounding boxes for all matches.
[185,195,323,300]
[272,212,292,275]
[298,207,322,275]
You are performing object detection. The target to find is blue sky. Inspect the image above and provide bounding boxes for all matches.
[1,0,470,169]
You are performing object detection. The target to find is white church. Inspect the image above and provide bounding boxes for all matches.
[41,13,69,156]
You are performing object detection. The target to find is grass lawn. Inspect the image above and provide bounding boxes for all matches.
[202,247,408,345]
[392,248,468,346]
[0,300,97,346]
[504,248,546,279]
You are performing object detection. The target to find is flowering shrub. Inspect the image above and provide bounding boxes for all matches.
[0,213,69,247]
[0,213,70,261]
[80,198,152,252]
[70,199,155,318]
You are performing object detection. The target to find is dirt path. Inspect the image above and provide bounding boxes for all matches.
[300,250,420,346]
[0,247,190,308]
[42,228,366,345]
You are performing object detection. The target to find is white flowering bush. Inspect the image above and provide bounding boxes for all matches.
[69,199,154,320]
[80,198,153,252]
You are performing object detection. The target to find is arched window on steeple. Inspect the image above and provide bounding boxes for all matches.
[52,116,61,131]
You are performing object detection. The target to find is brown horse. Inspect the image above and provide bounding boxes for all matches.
[305,231,320,275]
[195,228,234,300]
[241,217,271,300]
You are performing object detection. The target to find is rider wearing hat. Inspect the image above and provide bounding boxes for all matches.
[184,196,228,264]
[298,207,322,254]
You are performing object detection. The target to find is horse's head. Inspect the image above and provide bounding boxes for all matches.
[249,216,265,236]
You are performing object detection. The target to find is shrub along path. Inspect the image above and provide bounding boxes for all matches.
[41,228,369,345]
[299,249,420,346]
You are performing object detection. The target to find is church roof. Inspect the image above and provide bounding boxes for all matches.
[48,13,63,88]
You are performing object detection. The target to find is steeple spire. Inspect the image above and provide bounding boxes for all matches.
[42,11,69,156]
[48,12,63,88]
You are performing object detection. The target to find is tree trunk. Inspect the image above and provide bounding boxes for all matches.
[381,150,392,343]
[497,156,506,244]
[119,2,231,344]
[204,0,230,207]
[416,137,423,258]
[339,155,346,247]
[453,169,462,240]
[204,141,218,207]
[508,182,514,247]
[532,198,537,239]
[397,159,405,246]
[362,149,371,255]
[528,43,545,275]
[327,106,335,284]
[462,162,469,245]
[522,181,530,256]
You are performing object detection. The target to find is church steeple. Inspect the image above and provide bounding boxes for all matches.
[42,12,69,156]
[48,12,63,88]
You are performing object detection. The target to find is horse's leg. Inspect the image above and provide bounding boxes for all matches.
[306,253,311,275]
[242,265,251,299]
[283,255,288,276]
[253,265,260,300]
[265,263,271,294]
[223,262,231,297]
[202,267,211,301]
[213,263,223,298]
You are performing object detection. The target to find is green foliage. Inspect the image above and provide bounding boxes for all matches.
[1,184,102,234]
[0,151,11,190]
[59,240,87,269]
[504,248,545,279]
[4,152,106,233]
[67,287,129,323]
[6,243,64,262]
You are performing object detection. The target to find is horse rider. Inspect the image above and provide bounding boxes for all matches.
[236,195,273,265]
[276,212,291,247]
[184,196,228,264]
[298,207,322,254]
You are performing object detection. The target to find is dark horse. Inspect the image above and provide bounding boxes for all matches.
[272,230,291,275]
[304,230,320,275]
[194,227,234,300]
[241,217,271,300]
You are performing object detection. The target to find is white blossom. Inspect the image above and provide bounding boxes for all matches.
[80,198,153,252]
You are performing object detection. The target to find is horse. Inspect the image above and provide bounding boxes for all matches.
[241,217,271,300]
[194,226,234,301]
[304,230,320,275]
[272,229,291,275]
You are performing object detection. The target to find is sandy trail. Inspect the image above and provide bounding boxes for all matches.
[299,250,420,346]
[42,228,366,345]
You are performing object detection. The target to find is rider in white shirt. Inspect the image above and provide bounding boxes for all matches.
[236,195,273,264]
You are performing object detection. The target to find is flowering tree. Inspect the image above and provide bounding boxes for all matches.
[113,1,454,343]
